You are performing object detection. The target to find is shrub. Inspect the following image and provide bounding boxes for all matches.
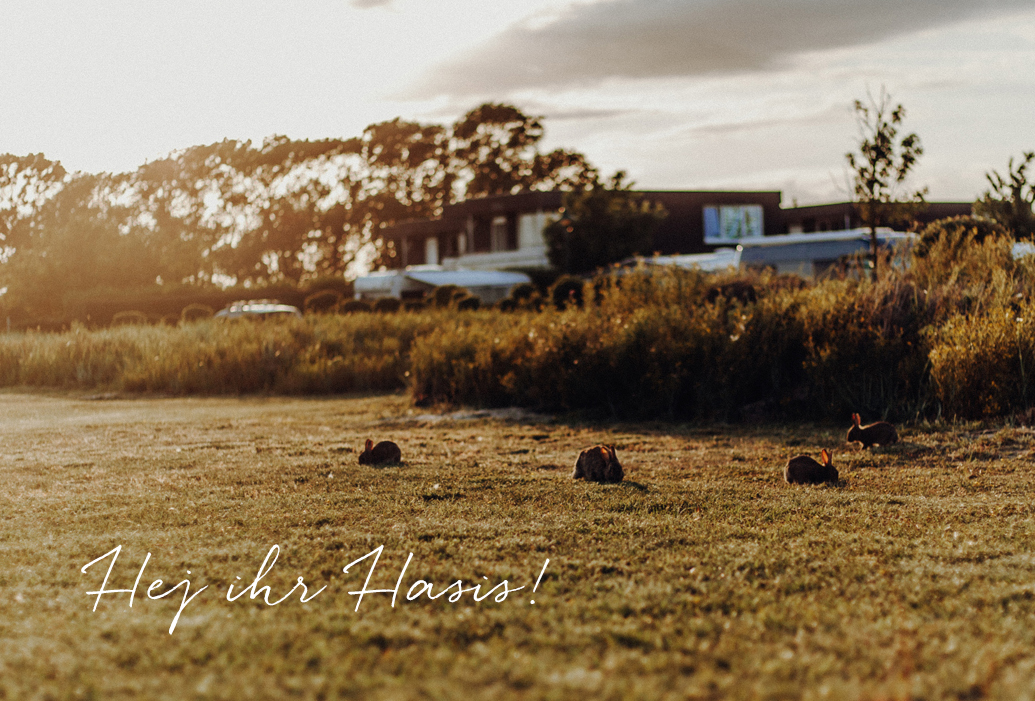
[409,269,813,421]
[549,275,586,310]
[304,275,354,299]
[909,218,1017,322]
[180,303,214,323]
[928,302,1035,418]
[340,299,372,314]
[373,297,402,314]
[705,279,758,305]
[456,296,481,311]
[432,285,465,308]
[111,311,149,326]
[509,282,538,303]
[404,301,427,312]
[304,289,342,314]
[797,276,931,421]
[495,298,517,312]
[914,216,1010,259]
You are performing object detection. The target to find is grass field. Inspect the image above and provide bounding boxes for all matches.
[3,391,1035,700]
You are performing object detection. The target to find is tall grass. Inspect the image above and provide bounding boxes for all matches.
[409,238,1035,421]
[410,270,810,420]
[5,225,1035,421]
[0,313,438,395]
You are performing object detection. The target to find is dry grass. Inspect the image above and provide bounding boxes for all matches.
[3,391,1035,700]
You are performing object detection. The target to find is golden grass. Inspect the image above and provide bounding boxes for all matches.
[2,391,1035,699]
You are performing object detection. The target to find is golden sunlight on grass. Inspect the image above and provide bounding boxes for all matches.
[1,392,1035,699]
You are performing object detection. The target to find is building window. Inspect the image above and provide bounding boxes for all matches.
[703,205,764,243]
[425,237,438,266]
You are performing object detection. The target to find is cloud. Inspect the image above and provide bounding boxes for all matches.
[349,0,392,8]
[408,0,1033,97]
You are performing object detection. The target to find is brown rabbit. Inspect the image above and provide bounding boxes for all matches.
[572,445,624,484]
[784,449,838,485]
[358,439,402,466]
[846,413,898,448]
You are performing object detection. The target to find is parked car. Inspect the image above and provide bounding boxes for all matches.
[214,300,303,319]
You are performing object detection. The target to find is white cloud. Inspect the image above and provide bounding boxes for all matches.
[408,0,1034,97]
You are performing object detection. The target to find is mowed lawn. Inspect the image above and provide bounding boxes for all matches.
[2,392,1035,700]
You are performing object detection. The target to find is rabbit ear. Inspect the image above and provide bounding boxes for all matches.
[852,413,860,426]
[365,439,373,451]
[821,449,830,465]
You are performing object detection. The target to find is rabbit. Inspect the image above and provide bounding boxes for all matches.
[572,445,624,484]
[846,413,898,448]
[784,449,838,485]
[358,439,402,466]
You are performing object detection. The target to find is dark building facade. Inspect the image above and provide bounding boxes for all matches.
[780,201,972,234]
[380,189,973,270]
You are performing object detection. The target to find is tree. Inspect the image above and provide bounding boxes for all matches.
[845,88,927,281]
[1,172,164,320]
[543,172,667,275]
[449,103,597,199]
[974,151,1035,239]
[0,153,67,258]
[0,102,602,323]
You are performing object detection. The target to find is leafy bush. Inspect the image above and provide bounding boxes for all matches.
[928,303,1035,418]
[432,285,465,308]
[509,281,543,311]
[509,282,537,303]
[373,297,402,313]
[180,303,214,323]
[456,295,481,311]
[797,276,931,421]
[549,275,586,309]
[914,216,1010,260]
[111,310,149,326]
[304,289,342,314]
[341,299,372,314]
[908,218,1020,323]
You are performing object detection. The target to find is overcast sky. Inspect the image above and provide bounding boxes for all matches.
[2,0,1033,205]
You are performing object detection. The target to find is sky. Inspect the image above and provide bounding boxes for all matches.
[1,0,1033,206]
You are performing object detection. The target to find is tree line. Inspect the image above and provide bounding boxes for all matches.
[0,104,598,323]
[2,93,1032,325]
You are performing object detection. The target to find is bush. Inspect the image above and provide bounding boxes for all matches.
[909,217,1017,322]
[549,275,586,310]
[914,216,1010,259]
[373,297,402,314]
[304,276,354,299]
[456,296,481,311]
[705,279,758,305]
[432,285,465,309]
[111,311,149,326]
[340,299,372,314]
[180,303,214,323]
[797,276,931,421]
[304,289,342,314]
[404,301,427,312]
[509,282,538,303]
[496,298,517,312]
[928,302,1035,418]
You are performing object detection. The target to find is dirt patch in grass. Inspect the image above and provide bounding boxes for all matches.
[2,391,1035,699]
